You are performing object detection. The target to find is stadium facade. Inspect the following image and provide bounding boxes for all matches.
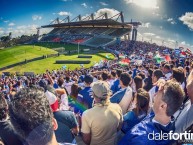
[40,12,141,47]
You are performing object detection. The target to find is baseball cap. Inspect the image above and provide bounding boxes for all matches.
[45,90,58,112]
[91,81,112,99]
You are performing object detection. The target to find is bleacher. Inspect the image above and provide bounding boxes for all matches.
[85,37,114,47]
[40,26,130,47]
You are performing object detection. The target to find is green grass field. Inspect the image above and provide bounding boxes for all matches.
[0,44,115,74]
[0,45,57,68]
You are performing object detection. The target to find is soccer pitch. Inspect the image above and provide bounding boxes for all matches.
[0,44,115,74]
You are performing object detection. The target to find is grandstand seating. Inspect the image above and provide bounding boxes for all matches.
[85,37,114,47]
[40,27,130,47]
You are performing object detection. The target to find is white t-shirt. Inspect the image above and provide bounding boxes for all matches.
[165,72,172,80]
[60,93,69,111]
[63,81,74,94]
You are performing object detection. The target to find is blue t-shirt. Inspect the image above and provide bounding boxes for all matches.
[110,79,121,94]
[110,88,127,103]
[77,87,93,109]
[122,111,147,133]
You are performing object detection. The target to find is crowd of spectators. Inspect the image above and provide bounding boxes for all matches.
[1,40,193,145]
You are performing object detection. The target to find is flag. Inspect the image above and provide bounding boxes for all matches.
[119,58,130,66]
[186,48,192,55]
[154,54,163,63]
[106,54,110,59]
[119,54,125,59]
[165,55,171,62]
[62,65,67,69]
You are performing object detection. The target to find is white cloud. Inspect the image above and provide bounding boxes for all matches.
[155,36,161,39]
[0,30,4,34]
[141,22,151,28]
[143,32,155,36]
[168,38,176,43]
[58,11,71,16]
[61,0,72,1]
[94,8,120,19]
[181,41,186,45]
[32,15,42,21]
[17,25,27,29]
[8,23,15,26]
[9,23,15,26]
[81,3,88,8]
[179,12,193,30]
[167,18,176,24]
[4,20,9,23]
[8,28,13,30]
[100,2,108,6]
[124,0,159,9]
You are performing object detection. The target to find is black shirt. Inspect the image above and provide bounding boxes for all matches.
[0,120,23,145]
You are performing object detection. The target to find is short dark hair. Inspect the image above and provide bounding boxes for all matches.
[162,81,185,116]
[111,70,116,78]
[164,64,171,70]
[153,69,163,80]
[0,94,8,121]
[101,71,108,81]
[9,87,53,145]
[120,73,131,87]
[172,68,184,84]
[116,69,122,78]
[58,77,64,87]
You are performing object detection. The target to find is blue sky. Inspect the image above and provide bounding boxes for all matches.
[0,0,193,49]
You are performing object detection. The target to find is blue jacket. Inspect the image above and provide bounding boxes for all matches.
[119,113,175,145]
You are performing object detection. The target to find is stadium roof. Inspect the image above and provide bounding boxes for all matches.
[41,12,141,29]
[41,19,132,29]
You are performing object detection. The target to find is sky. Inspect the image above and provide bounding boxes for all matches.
[0,0,193,49]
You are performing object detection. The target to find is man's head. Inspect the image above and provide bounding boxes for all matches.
[116,69,122,78]
[120,72,131,88]
[187,70,193,100]
[9,87,58,145]
[84,75,93,86]
[101,71,108,81]
[92,81,111,103]
[163,64,171,74]
[172,68,184,84]
[0,94,8,121]
[152,69,163,84]
[153,81,185,117]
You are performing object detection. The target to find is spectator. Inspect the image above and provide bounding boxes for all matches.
[174,70,193,133]
[77,75,93,110]
[163,64,172,80]
[133,75,143,93]
[81,81,123,145]
[111,69,122,94]
[0,94,23,145]
[143,69,153,91]
[148,69,163,107]
[110,72,133,114]
[122,88,149,133]
[9,87,74,145]
[119,80,185,145]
